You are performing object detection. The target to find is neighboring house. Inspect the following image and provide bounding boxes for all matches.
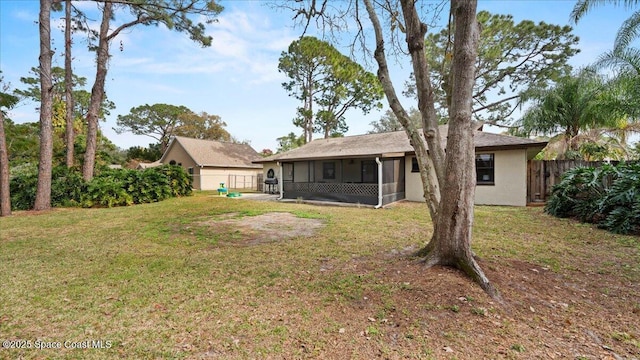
[254,126,547,207]
[136,160,161,170]
[160,136,263,190]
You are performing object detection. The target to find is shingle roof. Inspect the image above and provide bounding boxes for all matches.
[162,136,262,168]
[255,126,547,163]
[136,160,161,169]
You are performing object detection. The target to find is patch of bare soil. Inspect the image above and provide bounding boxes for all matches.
[199,212,325,245]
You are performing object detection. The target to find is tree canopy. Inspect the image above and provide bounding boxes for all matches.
[368,108,421,134]
[79,0,224,180]
[15,66,116,126]
[276,132,305,153]
[115,104,231,152]
[414,10,579,124]
[173,111,231,142]
[278,36,383,142]
[515,69,621,159]
[509,1,640,160]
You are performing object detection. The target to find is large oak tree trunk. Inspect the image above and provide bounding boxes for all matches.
[365,0,498,299]
[82,2,112,181]
[419,0,498,298]
[34,0,54,211]
[399,0,446,184]
[0,110,11,216]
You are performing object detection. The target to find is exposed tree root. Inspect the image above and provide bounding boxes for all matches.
[414,246,502,303]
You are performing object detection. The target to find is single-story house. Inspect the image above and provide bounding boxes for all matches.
[160,136,263,190]
[254,125,547,207]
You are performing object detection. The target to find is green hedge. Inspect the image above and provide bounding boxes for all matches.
[9,165,192,210]
[545,162,640,235]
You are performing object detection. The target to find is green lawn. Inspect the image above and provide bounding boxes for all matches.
[1,192,638,359]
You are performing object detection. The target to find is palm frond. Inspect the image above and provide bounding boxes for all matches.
[571,0,639,23]
[615,9,640,51]
[594,48,640,74]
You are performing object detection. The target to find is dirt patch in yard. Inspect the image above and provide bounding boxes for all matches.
[198,212,325,245]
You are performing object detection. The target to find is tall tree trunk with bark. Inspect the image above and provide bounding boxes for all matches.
[420,0,498,298]
[64,0,75,168]
[0,110,10,216]
[34,0,54,211]
[82,2,112,181]
[365,0,498,298]
[305,72,314,143]
[364,0,442,222]
[399,0,446,184]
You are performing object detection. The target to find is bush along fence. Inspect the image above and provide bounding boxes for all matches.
[545,162,640,235]
[9,165,192,210]
[527,160,621,203]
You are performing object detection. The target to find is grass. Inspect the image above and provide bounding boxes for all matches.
[0,192,638,359]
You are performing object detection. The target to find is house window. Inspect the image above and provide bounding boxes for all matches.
[411,157,419,173]
[323,162,336,179]
[187,167,193,175]
[476,153,495,185]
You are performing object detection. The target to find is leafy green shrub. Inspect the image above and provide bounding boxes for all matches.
[545,162,640,235]
[80,165,191,208]
[9,164,38,211]
[545,165,616,221]
[153,165,193,197]
[51,166,85,207]
[81,175,134,208]
[123,168,172,204]
[597,163,640,234]
[8,164,192,210]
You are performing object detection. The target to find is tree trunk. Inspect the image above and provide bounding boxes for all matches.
[64,0,74,168]
[82,2,112,181]
[399,0,446,184]
[419,0,499,299]
[0,110,11,216]
[363,0,442,222]
[34,0,54,211]
[364,0,498,299]
[306,73,314,143]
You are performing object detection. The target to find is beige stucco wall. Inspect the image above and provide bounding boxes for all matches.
[404,155,424,202]
[261,162,279,193]
[161,142,200,189]
[261,162,278,180]
[404,149,529,206]
[474,149,528,206]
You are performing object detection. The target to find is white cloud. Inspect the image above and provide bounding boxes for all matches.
[12,9,36,22]
[93,6,299,85]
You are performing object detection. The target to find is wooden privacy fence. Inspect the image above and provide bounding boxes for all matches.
[527,160,617,204]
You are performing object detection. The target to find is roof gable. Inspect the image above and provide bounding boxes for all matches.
[161,136,262,168]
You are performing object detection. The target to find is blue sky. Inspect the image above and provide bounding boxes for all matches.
[0,1,634,152]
